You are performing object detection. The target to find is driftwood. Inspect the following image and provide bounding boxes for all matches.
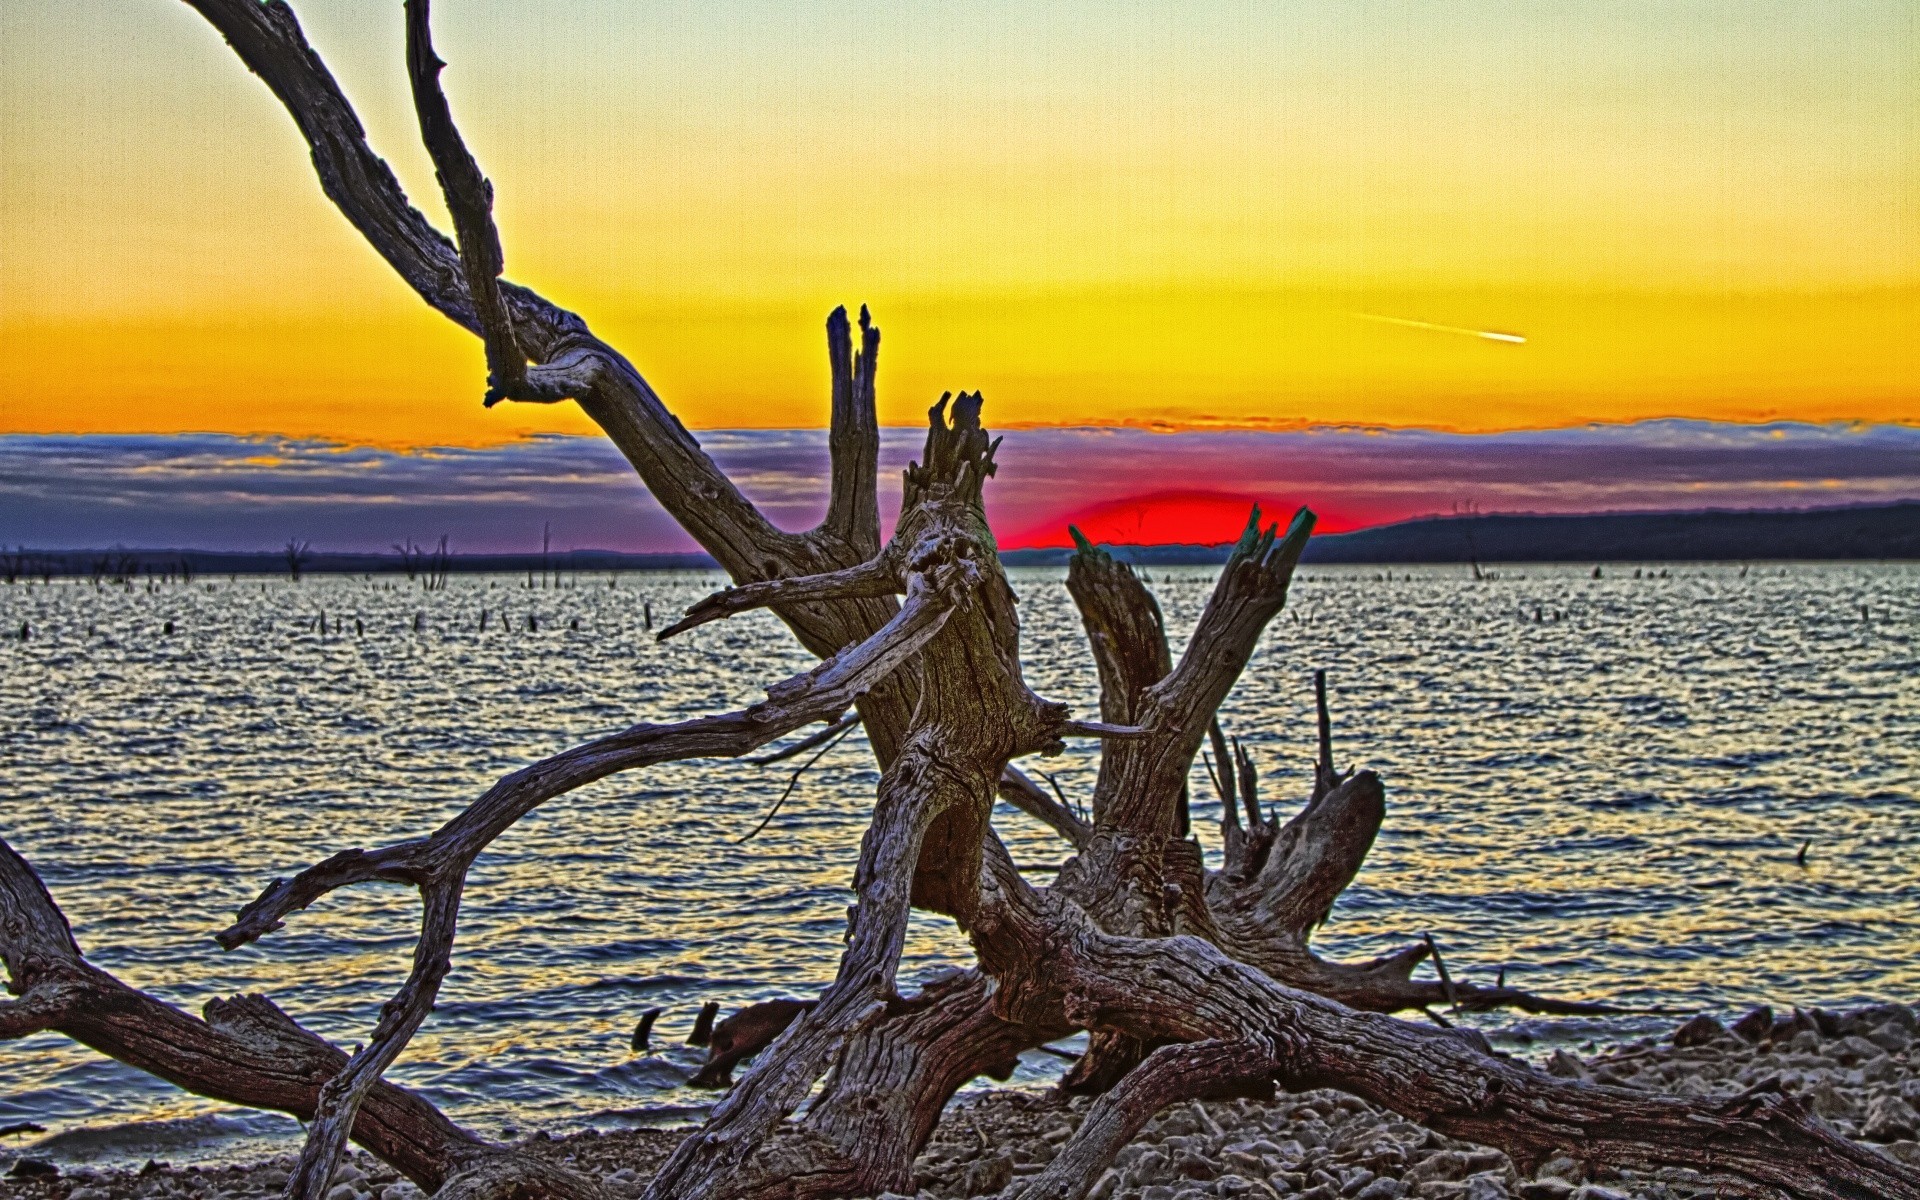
[3,4,1917,1200]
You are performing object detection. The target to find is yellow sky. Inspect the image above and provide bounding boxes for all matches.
[1,1,1914,444]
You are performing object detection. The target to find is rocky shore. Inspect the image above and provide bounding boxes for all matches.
[6,1003,1915,1200]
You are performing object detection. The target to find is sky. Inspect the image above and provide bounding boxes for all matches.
[1,1,1915,547]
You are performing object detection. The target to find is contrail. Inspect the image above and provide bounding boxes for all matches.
[1352,312,1526,344]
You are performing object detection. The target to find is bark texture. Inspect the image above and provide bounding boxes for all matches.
[4,5,1915,1200]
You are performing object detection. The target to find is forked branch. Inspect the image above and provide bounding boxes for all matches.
[219,582,954,1198]
[0,839,537,1193]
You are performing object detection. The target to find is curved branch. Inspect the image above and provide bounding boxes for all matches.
[747,712,861,766]
[0,838,527,1192]
[212,584,953,1197]
[659,556,902,641]
[220,581,952,950]
[403,0,527,403]
[1015,1039,1279,1200]
[998,767,1091,849]
[181,0,795,575]
[979,884,1920,1200]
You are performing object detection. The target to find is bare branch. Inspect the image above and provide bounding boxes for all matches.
[1313,667,1337,799]
[1094,505,1315,840]
[978,885,1920,1200]
[181,0,797,578]
[221,580,955,950]
[746,711,861,766]
[738,715,862,843]
[1058,719,1151,740]
[403,0,528,403]
[998,767,1091,849]
[659,556,901,641]
[0,838,528,1192]
[1015,1039,1279,1200]
[211,582,954,1196]
[284,881,464,1200]
[823,305,883,555]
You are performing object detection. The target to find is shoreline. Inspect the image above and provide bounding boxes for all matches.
[5,1002,1915,1200]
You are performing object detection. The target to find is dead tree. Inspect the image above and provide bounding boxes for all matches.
[4,4,1917,1200]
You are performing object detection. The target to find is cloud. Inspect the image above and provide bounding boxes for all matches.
[2,421,1916,552]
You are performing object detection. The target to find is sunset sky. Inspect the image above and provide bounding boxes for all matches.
[1,1,1915,548]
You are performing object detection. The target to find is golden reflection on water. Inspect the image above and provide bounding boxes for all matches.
[1,563,1915,1160]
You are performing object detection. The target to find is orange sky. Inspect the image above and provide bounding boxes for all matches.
[1,1,1914,444]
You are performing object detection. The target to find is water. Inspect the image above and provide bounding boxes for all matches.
[2,563,1916,1167]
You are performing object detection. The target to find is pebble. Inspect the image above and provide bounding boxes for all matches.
[4,1003,1915,1200]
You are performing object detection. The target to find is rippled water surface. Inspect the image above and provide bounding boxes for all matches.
[2,564,1916,1165]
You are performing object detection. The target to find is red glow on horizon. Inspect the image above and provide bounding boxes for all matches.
[1001,490,1373,550]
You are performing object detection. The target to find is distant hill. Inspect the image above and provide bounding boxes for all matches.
[8,502,1914,579]
[1001,501,1920,566]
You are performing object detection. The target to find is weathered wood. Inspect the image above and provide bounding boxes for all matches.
[1015,1039,1280,1200]
[973,869,1920,1200]
[0,839,576,1195]
[22,10,1903,1200]
[216,580,954,1197]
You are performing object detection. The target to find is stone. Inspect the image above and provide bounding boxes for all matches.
[1729,1006,1774,1043]
[962,1154,1012,1196]
[1173,1151,1221,1182]
[1543,1049,1589,1080]
[1515,1183,1574,1200]
[1770,1009,1817,1042]
[1535,1157,1580,1183]
[325,1186,358,1200]
[1567,1188,1631,1200]
[1863,1095,1920,1142]
[1463,1175,1511,1200]
[7,1159,58,1180]
[1404,1152,1469,1185]
[70,1190,112,1200]
[1353,1181,1409,1200]
[1833,1035,1886,1065]
[380,1186,423,1200]
[1671,1013,1725,1048]
[1133,1150,1174,1184]
[1867,1022,1913,1053]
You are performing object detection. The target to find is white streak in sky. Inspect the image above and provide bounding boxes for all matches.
[1353,312,1527,344]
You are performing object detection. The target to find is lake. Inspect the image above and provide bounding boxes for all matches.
[2,562,1915,1167]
